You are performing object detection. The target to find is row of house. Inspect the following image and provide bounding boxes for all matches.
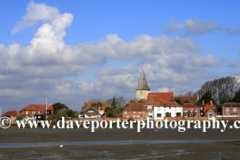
[122,69,240,120]
[3,104,54,122]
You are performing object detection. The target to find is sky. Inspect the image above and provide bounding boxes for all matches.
[0,0,240,112]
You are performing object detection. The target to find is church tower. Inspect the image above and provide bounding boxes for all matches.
[136,69,150,102]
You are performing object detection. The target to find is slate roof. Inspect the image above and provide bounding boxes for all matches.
[136,70,150,91]
[222,103,240,108]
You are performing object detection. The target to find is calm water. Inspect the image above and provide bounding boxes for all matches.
[1,139,240,148]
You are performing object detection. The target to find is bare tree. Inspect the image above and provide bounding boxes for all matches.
[198,76,240,106]
[184,91,194,96]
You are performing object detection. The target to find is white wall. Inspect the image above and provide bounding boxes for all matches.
[154,106,183,120]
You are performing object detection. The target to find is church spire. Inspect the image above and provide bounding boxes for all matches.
[136,69,150,91]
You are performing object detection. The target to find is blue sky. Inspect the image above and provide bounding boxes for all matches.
[0,0,240,112]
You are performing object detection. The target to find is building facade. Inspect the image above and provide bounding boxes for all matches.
[20,104,54,120]
[123,101,148,120]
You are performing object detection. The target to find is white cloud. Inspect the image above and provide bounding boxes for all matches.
[12,1,60,34]
[157,87,170,92]
[164,17,221,36]
[0,1,229,112]
[163,17,240,36]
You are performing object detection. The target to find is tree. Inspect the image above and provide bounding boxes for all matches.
[197,91,216,106]
[62,109,75,117]
[116,96,126,108]
[197,76,240,106]
[105,107,113,117]
[233,89,240,102]
[111,96,117,109]
[53,102,69,114]
[184,91,194,96]
[101,100,110,108]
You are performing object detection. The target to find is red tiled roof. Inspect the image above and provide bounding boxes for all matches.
[183,103,199,108]
[93,107,105,111]
[3,110,21,117]
[174,96,198,104]
[145,95,156,105]
[154,101,182,107]
[20,104,53,115]
[147,92,174,103]
[124,103,147,111]
[203,104,212,112]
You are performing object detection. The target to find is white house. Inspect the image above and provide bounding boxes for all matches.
[153,102,182,120]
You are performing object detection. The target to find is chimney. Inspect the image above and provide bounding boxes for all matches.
[88,99,91,105]
[98,105,100,113]
[210,100,212,107]
[202,100,204,105]
[84,101,86,104]
[129,101,131,104]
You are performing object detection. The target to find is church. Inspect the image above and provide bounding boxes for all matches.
[123,69,199,120]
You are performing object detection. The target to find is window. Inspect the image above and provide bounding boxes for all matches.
[201,113,203,115]
[126,115,129,118]
[26,111,28,114]
[185,108,187,112]
[190,113,193,117]
[169,107,171,110]
[38,111,41,114]
[190,108,193,112]
[185,113,187,117]
[157,107,160,111]
[233,112,238,115]
[32,111,35,114]
[164,107,166,111]
[133,111,136,113]
[149,116,153,118]
[38,116,41,119]
[157,114,161,117]
[137,115,140,118]
[233,108,237,111]
[148,111,152,114]
[226,113,229,116]
[124,111,127,114]
[133,115,135,118]
[147,106,152,109]
[225,108,229,111]
[195,108,197,112]
[138,111,141,113]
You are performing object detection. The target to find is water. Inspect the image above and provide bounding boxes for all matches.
[0,139,240,148]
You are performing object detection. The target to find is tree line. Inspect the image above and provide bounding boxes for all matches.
[178,76,240,107]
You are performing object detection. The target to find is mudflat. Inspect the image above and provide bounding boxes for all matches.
[0,125,239,143]
[0,142,240,159]
[0,126,240,159]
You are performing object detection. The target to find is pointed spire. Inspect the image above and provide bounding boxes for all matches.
[136,70,150,91]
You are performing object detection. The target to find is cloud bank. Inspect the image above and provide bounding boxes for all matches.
[0,2,238,111]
